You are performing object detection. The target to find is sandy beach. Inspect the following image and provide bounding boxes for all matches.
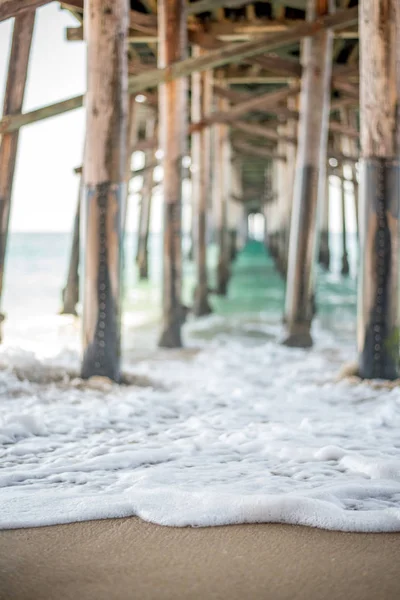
[1,517,399,600]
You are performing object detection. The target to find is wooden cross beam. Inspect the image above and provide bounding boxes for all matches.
[128,7,358,94]
[232,139,286,161]
[0,0,49,22]
[232,120,297,145]
[192,85,300,133]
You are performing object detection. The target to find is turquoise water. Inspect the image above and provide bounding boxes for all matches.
[3,232,358,334]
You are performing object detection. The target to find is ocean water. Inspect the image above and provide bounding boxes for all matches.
[3,231,400,533]
[2,231,357,326]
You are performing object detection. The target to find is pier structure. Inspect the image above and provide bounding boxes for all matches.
[1,1,398,381]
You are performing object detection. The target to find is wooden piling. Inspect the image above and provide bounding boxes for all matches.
[213,85,230,296]
[318,176,331,270]
[158,0,187,347]
[81,0,128,381]
[339,171,350,276]
[275,124,289,276]
[357,0,400,380]
[229,163,244,258]
[0,10,35,337]
[137,117,156,280]
[61,181,81,315]
[283,0,334,348]
[191,49,212,317]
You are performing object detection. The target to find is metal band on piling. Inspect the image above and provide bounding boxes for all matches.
[358,158,400,380]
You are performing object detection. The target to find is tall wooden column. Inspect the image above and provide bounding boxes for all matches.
[61,180,81,315]
[318,176,330,270]
[81,0,128,381]
[229,162,244,258]
[284,83,298,271]
[191,51,212,316]
[283,0,334,347]
[275,125,288,276]
[0,11,35,337]
[213,88,230,296]
[158,0,187,347]
[339,171,350,276]
[137,116,156,280]
[358,0,400,380]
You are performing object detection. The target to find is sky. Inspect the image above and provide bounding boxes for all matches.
[0,4,86,232]
[0,4,352,233]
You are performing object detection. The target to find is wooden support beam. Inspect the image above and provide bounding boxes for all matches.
[213,82,230,296]
[136,116,156,280]
[274,123,290,276]
[232,139,286,161]
[318,176,330,270]
[283,0,334,348]
[339,168,350,276]
[81,0,128,381]
[158,0,187,348]
[188,29,302,79]
[228,162,245,254]
[0,95,84,134]
[357,0,400,380]
[0,0,48,22]
[193,85,300,132]
[0,10,35,334]
[191,50,212,316]
[128,7,358,94]
[66,25,157,43]
[232,119,297,145]
[61,181,80,315]
[187,0,255,14]
[284,81,298,266]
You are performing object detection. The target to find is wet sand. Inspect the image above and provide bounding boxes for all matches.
[0,518,399,600]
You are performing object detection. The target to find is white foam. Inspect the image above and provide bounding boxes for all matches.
[1,315,400,532]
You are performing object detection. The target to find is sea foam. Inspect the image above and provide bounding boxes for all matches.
[0,315,400,532]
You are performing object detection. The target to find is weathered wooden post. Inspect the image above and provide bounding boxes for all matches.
[340,106,359,246]
[339,170,350,276]
[81,0,128,381]
[263,159,275,252]
[283,0,334,347]
[229,162,244,259]
[351,164,359,242]
[0,10,35,337]
[283,84,298,272]
[137,116,156,280]
[191,50,212,316]
[158,0,187,347]
[358,0,400,380]
[213,84,230,296]
[61,180,81,315]
[318,176,331,270]
[276,125,288,276]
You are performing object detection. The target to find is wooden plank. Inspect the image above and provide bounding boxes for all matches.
[0,10,35,332]
[128,7,358,94]
[81,0,128,381]
[157,0,187,348]
[0,0,48,22]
